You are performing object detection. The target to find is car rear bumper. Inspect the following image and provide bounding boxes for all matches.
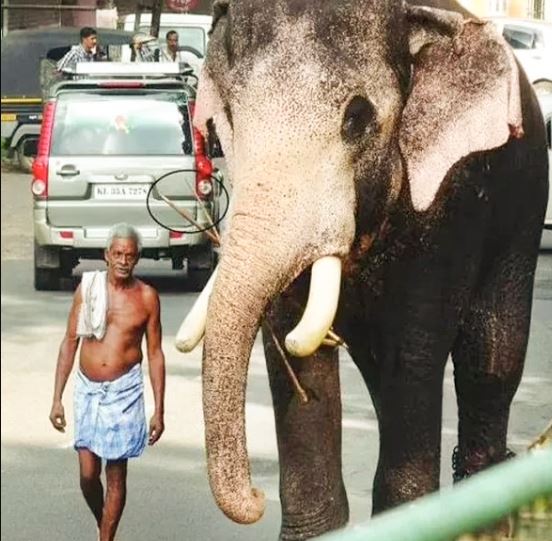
[33,207,210,249]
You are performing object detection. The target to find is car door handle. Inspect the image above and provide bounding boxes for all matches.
[57,166,80,177]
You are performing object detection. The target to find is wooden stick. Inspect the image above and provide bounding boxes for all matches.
[265,321,309,404]
[326,328,350,352]
[158,192,220,246]
[181,176,222,245]
[199,203,222,245]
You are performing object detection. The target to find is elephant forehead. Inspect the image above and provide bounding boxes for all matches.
[226,0,402,61]
[226,17,399,138]
[219,1,402,88]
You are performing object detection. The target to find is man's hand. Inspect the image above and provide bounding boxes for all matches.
[148,413,164,445]
[49,401,66,432]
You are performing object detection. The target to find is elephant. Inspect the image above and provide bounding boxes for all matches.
[176,0,549,538]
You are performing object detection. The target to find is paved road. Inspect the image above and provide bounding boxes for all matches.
[1,170,551,541]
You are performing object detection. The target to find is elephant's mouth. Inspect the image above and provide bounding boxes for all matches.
[176,254,343,357]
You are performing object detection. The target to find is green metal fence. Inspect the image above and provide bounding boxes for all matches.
[317,447,552,541]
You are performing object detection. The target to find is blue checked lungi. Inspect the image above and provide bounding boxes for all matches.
[73,364,147,460]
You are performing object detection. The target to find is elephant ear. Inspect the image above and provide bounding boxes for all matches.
[400,7,523,211]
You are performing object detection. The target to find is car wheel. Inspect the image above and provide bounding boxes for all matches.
[188,246,217,291]
[34,265,61,291]
[16,139,34,173]
[533,80,552,97]
[34,242,62,290]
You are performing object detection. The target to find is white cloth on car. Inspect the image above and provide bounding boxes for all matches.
[77,271,108,340]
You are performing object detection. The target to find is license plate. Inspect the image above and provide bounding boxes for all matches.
[94,184,149,200]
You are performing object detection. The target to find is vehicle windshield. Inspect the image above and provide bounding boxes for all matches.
[51,92,191,156]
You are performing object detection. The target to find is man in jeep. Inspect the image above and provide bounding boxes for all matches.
[57,27,100,71]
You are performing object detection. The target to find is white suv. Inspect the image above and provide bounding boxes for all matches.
[487,17,552,94]
[538,91,552,248]
[32,63,221,290]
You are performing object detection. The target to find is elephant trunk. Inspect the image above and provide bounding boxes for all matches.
[201,205,345,523]
[197,87,355,521]
[202,218,284,524]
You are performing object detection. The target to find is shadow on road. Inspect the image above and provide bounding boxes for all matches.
[0,442,280,541]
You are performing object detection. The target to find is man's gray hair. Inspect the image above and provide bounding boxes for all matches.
[106,223,142,251]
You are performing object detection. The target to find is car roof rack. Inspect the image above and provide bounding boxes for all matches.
[48,61,198,99]
[74,62,186,78]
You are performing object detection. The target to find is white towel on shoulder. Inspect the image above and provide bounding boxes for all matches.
[77,271,108,340]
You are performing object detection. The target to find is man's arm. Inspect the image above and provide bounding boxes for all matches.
[145,287,166,445]
[49,284,82,432]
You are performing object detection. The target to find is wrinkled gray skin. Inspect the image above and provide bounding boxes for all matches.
[196,0,549,539]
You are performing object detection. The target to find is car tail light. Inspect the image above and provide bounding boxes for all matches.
[31,100,56,199]
[196,178,213,196]
[31,179,47,197]
[59,231,74,239]
[193,127,213,200]
[169,231,184,239]
[188,101,214,200]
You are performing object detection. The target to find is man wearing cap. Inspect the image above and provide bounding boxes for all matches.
[130,33,158,62]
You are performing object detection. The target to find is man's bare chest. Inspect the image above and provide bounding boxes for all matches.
[106,293,148,329]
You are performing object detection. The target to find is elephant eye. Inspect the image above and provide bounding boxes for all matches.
[341,96,377,143]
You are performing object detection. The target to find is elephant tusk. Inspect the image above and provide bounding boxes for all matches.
[285,256,342,357]
[175,267,218,352]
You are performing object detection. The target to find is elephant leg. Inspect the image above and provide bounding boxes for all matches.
[366,354,448,514]
[451,248,537,481]
[262,296,349,541]
[350,270,461,514]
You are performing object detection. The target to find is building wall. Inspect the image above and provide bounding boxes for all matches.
[5,0,549,32]
[112,0,212,18]
[4,0,212,32]
[6,0,70,31]
[459,0,551,18]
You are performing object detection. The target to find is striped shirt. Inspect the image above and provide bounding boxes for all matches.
[57,45,95,72]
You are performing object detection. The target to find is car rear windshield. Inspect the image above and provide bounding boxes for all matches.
[51,92,192,156]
